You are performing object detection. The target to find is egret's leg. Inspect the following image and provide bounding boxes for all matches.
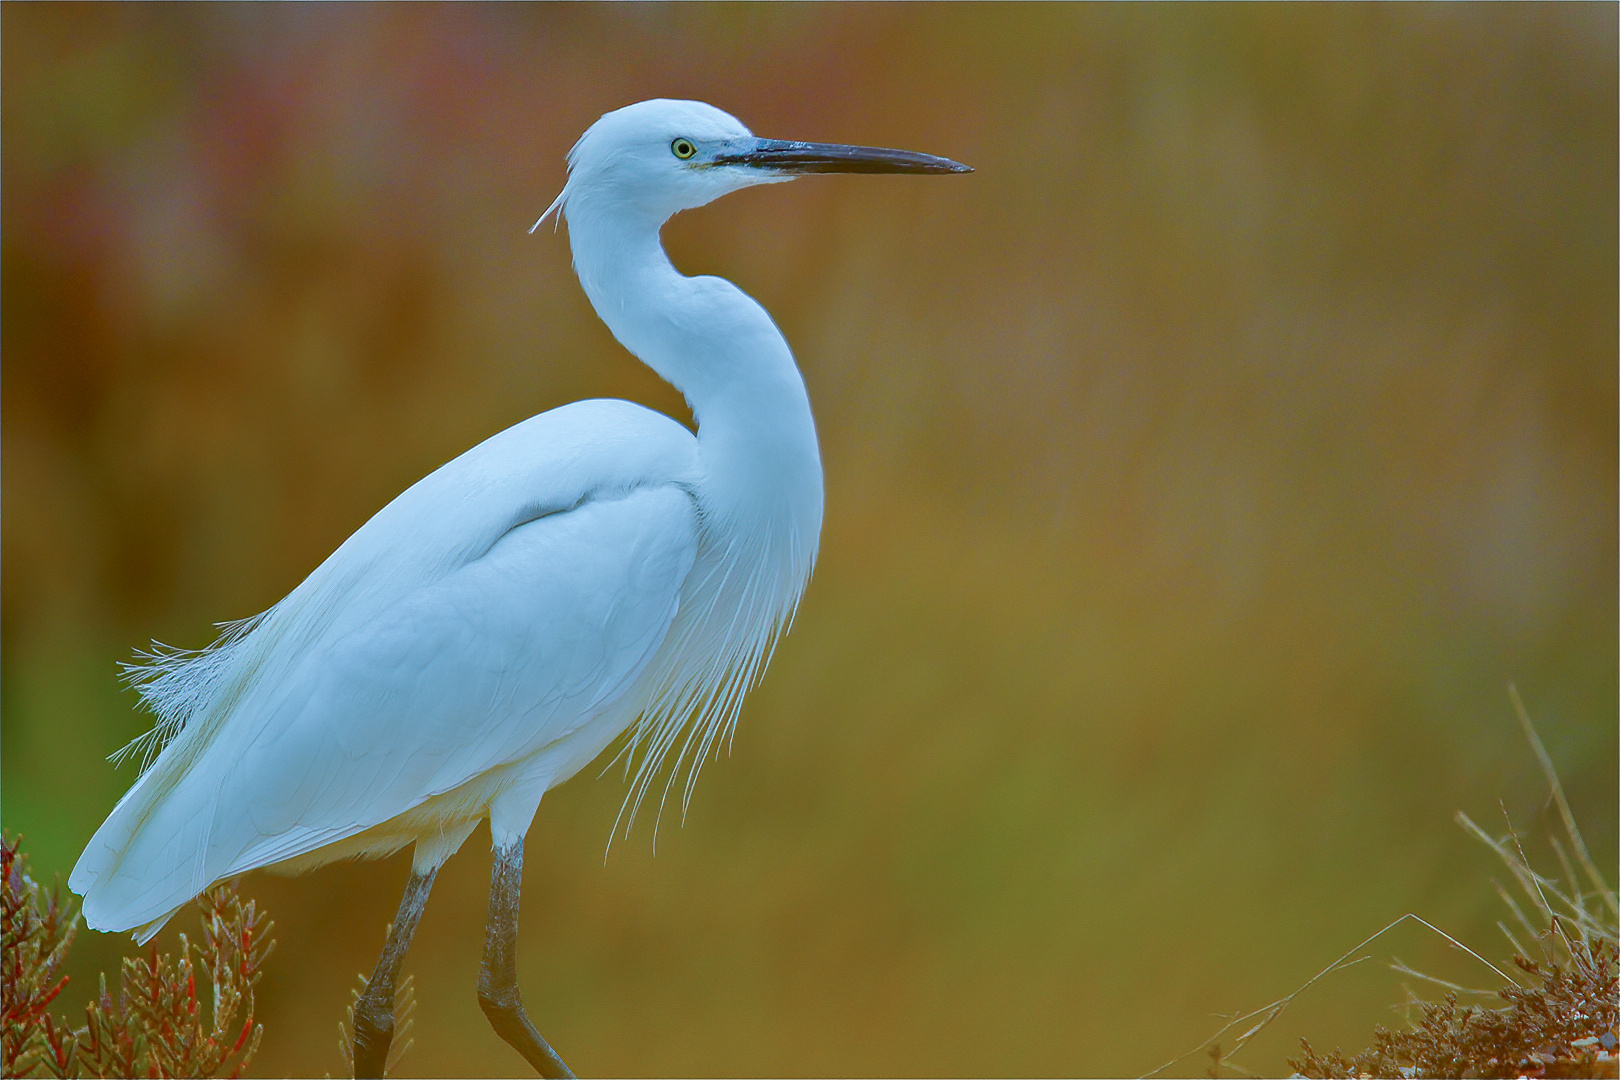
[352,868,436,1079]
[478,839,574,1078]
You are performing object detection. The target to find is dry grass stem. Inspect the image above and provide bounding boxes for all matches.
[1150,689,1616,1079]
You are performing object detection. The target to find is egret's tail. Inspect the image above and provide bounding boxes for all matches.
[69,764,216,939]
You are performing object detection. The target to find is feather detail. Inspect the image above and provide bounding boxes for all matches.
[609,510,816,849]
[112,612,270,772]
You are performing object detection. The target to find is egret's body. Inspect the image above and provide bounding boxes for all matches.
[70,99,967,1077]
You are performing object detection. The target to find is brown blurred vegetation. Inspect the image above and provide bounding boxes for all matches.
[2,5,1614,1077]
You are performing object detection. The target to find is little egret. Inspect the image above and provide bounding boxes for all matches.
[70,99,968,1077]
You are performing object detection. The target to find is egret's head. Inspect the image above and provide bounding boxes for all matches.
[535,98,970,231]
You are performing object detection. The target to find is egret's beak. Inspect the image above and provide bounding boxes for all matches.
[714,138,972,175]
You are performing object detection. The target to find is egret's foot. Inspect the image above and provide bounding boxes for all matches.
[478,984,575,1078]
[351,990,395,1079]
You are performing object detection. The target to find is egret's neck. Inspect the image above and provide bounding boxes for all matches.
[565,205,823,561]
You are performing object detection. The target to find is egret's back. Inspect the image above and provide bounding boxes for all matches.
[72,400,707,936]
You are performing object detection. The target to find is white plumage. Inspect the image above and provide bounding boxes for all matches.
[68,96,967,1078]
[76,399,733,938]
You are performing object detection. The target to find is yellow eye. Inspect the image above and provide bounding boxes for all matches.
[671,138,697,160]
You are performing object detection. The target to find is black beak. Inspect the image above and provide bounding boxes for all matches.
[714,138,972,175]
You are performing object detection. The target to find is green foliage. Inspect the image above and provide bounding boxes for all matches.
[0,832,274,1079]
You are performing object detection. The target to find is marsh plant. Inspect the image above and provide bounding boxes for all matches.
[1,834,272,1079]
[1153,689,1618,1080]
[1290,691,1618,1080]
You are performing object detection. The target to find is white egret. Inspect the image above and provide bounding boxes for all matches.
[69,98,969,1077]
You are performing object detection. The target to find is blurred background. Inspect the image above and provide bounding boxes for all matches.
[2,5,1614,1077]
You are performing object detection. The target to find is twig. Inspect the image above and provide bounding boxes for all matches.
[1456,812,1610,942]
[1501,799,1575,959]
[1507,684,1616,916]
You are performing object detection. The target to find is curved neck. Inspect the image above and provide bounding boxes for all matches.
[563,201,824,559]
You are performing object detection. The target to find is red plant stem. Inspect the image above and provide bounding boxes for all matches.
[38,971,69,1009]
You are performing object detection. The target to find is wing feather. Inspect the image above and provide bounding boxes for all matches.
[72,400,702,934]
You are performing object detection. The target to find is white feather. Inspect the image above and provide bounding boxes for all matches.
[71,99,829,941]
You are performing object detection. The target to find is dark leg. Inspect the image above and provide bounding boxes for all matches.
[478,839,574,1078]
[352,868,437,1079]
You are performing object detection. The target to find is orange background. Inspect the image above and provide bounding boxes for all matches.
[3,5,1615,1077]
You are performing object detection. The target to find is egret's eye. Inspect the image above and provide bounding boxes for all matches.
[671,138,697,160]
